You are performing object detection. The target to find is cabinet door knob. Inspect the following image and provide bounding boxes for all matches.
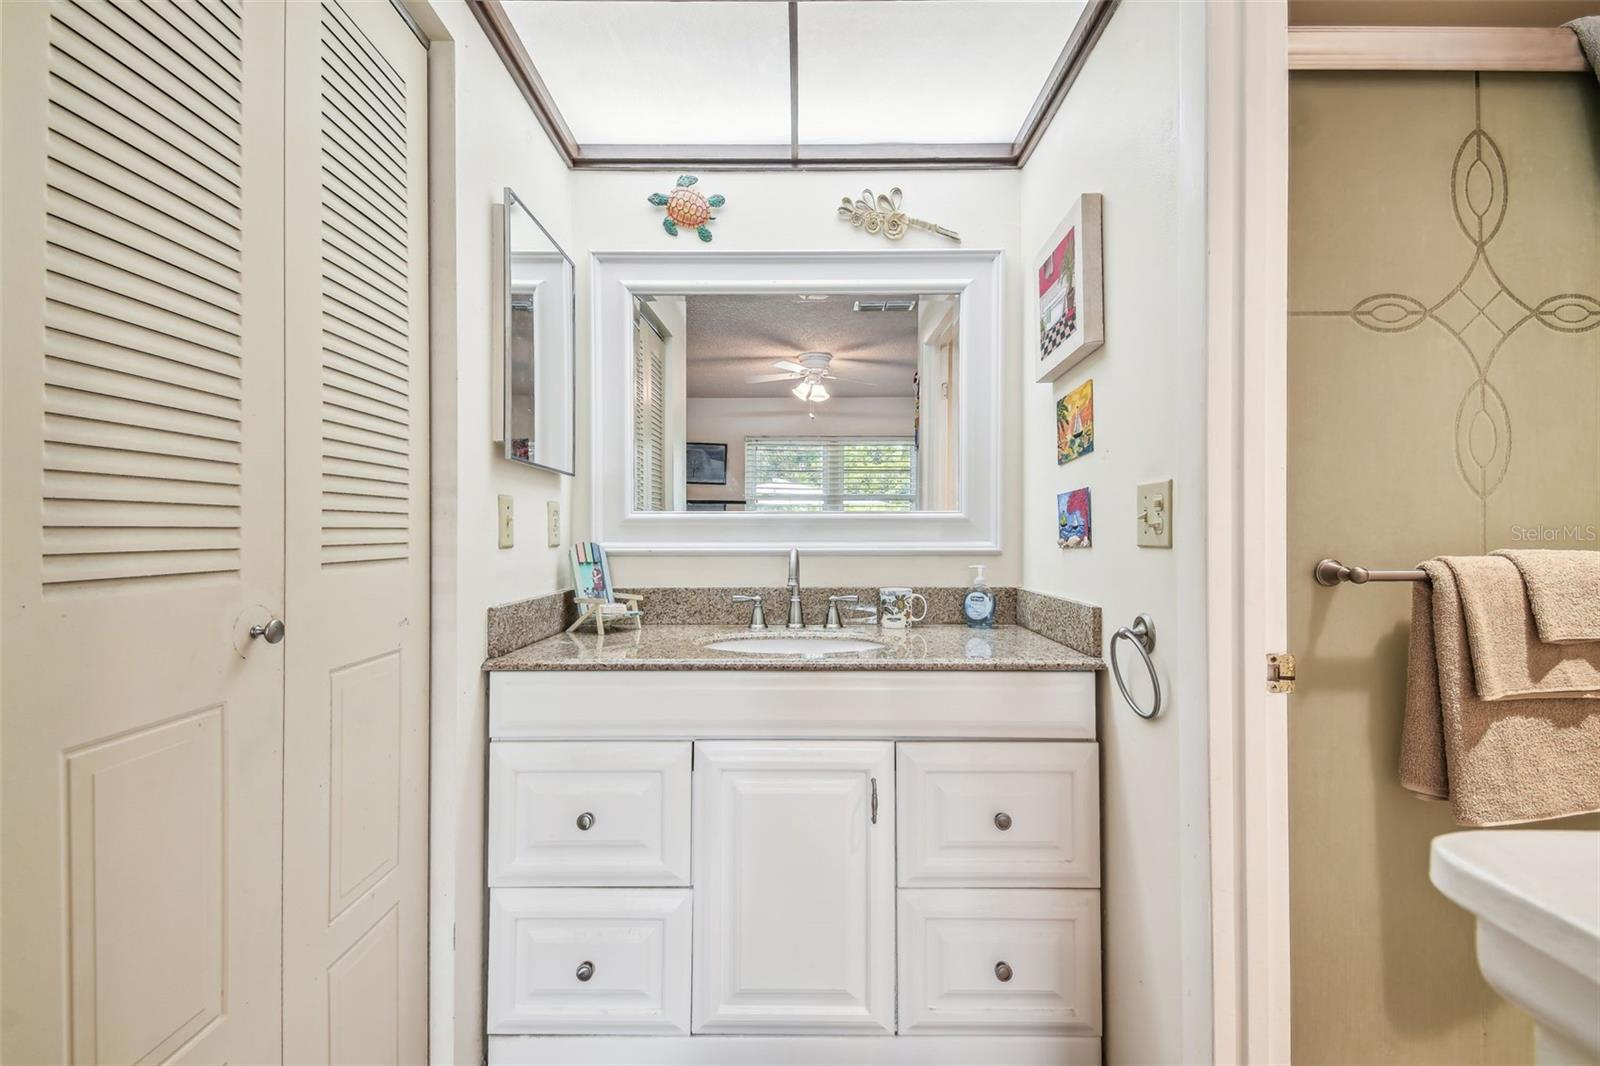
[994,961,1013,983]
[249,618,286,644]
[994,811,1013,831]
[576,812,595,831]
[575,960,595,982]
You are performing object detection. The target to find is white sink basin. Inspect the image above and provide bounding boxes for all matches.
[1431,831,1600,1065]
[704,635,885,657]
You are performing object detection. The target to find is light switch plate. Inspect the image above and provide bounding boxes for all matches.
[546,501,561,548]
[497,494,514,549]
[1137,479,1173,548]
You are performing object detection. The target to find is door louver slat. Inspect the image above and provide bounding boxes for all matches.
[316,1,411,568]
[40,0,244,589]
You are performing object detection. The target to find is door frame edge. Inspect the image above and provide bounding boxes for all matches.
[1203,2,1291,1064]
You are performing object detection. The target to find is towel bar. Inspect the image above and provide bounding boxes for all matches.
[1314,558,1429,586]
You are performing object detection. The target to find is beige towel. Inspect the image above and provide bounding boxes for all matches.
[1494,549,1600,644]
[1446,555,1600,700]
[1400,559,1600,826]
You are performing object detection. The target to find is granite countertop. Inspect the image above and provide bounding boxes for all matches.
[483,624,1103,672]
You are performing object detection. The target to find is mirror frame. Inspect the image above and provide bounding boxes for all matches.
[591,249,1003,554]
[500,187,576,476]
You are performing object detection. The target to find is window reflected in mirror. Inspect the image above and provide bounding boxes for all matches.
[631,292,959,514]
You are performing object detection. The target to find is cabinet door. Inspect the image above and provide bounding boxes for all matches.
[693,741,895,1035]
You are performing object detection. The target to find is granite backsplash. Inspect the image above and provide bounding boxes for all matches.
[486,585,1100,659]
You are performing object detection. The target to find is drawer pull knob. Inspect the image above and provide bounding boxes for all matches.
[575,960,595,982]
[994,811,1013,831]
[575,812,595,831]
[994,961,1013,982]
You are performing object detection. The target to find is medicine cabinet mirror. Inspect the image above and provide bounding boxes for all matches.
[497,187,575,475]
[592,250,1002,553]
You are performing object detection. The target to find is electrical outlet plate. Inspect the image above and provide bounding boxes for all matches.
[546,501,561,548]
[1137,479,1173,548]
[498,494,514,549]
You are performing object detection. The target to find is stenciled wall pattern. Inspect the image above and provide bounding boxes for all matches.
[1287,71,1599,1066]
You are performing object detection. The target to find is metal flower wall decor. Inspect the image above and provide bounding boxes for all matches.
[648,175,725,242]
[837,187,959,242]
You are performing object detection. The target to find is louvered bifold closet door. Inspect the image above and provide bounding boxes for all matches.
[1,2,286,1064]
[281,1,429,1062]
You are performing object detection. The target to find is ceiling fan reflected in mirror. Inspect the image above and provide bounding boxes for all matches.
[746,351,879,419]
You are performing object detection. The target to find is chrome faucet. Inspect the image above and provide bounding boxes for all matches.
[786,548,804,629]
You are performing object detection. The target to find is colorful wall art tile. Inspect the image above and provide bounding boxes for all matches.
[1034,193,1104,382]
[1058,487,1091,548]
[1056,378,1094,464]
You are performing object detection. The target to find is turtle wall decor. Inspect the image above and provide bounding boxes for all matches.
[647,175,725,242]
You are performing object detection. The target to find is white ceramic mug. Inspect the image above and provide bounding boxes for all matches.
[880,587,928,628]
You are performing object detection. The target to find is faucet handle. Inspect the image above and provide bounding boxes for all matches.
[824,594,858,630]
[731,594,767,631]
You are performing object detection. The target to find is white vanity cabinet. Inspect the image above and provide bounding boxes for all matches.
[694,741,896,1035]
[486,669,1102,1066]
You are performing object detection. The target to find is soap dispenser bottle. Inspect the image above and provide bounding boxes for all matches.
[963,564,996,629]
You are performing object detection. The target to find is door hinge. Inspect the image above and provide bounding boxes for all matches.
[1267,652,1296,693]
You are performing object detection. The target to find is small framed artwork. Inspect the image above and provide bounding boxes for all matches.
[1058,487,1091,548]
[1057,379,1094,465]
[685,442,728,485]
[1034,193,1104,383]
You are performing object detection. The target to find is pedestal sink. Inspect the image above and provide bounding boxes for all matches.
[1431,831,1600,1065]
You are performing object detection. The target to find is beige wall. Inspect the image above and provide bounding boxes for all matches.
[1288,70,1600,1065]
[571,168,1025,589]
[1018,3,1212,1062]
[420,3,576,1063]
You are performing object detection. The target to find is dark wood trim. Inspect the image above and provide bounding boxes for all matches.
[1012,0,1122,168]
[467,0,1119,172]
[466,0,579,166]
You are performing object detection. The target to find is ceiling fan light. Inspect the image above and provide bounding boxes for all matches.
[809,382,830,402]
[792,381,812,401]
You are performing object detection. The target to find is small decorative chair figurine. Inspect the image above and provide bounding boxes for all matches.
[566,541,642,635]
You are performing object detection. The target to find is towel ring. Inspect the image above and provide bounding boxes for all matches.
[1110,613,1162,720]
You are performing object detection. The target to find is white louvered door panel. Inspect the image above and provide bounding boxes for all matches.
[2,1,286,1063]
[282,2,429,1062]
[634,316,667,511]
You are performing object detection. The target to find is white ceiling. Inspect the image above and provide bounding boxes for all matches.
[502,1,1088,149]
[795,2,1086,145]
[682,294,925,399]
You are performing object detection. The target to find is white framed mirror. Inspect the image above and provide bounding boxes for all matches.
[591,250,1002,553]
[497,187,575,475]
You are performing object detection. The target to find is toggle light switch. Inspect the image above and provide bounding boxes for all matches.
[498,494,514,549]
[1137,480,1172,548]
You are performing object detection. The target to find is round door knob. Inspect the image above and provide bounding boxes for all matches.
[575,812,595,831]
[249,618,286,644]
[994,811,1013,831]
[994,961,1013,983]
[575,960,595,982]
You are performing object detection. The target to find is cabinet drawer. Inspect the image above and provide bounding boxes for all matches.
[488,741,690,886]
[487,888,691,1035]
[898,889,1101,1036]
[897,742,1099,887]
